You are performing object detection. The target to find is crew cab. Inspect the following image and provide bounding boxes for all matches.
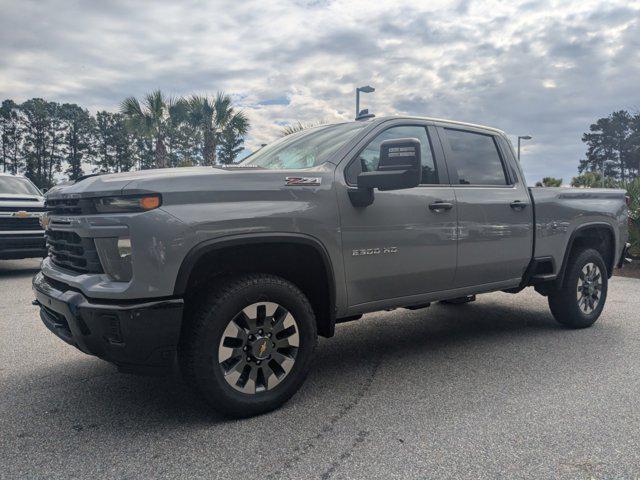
[0,173,46,260]
[32,116,630,417]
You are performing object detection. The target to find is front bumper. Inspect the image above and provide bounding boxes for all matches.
[32,272,184,375]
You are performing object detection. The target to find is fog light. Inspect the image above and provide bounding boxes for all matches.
[94,237,133,282]
[117,238,132,258]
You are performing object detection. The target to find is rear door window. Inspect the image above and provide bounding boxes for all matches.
[443,129,508,185]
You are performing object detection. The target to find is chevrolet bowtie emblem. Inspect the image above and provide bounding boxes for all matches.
[12,210,30,218]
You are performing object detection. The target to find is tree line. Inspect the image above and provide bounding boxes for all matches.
[0,91,248,189]
[572,110,640,187]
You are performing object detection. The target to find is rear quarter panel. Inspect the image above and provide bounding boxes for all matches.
[531,187,628,274]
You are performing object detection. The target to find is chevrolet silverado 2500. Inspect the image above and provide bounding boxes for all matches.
[33,116,630,417]
[0,173,46,259]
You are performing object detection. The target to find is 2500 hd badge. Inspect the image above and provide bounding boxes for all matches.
[352,246,398,256]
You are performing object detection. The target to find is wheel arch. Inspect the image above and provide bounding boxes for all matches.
[557,222,617,286]
[174,233,337,337]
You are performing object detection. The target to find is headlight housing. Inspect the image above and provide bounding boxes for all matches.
[93,194,161,214]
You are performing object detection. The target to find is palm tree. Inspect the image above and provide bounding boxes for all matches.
[281,120,325,136]
[165,97,189,167]
[186,92,249,165]
[121,90,170,168]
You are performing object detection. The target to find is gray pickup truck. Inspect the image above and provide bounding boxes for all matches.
[33,116,630,417]
[0,173,47,260]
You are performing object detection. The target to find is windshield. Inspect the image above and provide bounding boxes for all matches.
[241,122,368,169]
[0,176,42,196]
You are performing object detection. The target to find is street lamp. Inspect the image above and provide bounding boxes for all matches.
[517,135,532,160]
[356,85,375,119]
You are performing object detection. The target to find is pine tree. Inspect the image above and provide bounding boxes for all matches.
[60,103,94,180]
[94,111,134,173]
[20,99,64,189]
[218,123,245,164]
[0,99,23,174]
[579,111,638,183]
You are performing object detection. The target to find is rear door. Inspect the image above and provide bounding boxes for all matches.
[438,126,533,288]
[336,121,458,308]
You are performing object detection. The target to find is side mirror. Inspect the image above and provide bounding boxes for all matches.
[349,137,422,207]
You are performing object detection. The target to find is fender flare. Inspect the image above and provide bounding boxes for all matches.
[173,232,337,333]
[556,222,617,285]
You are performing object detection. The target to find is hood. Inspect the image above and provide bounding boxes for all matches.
[46,167,232,199]
[0,192,45,210]
[45,164,329,201]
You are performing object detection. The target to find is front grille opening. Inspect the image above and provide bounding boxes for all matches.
[0,204,43,211]
[45,198,96,216]
[0,197,39,202]
[0,217,42,231]
[42,274,70,292]
[45,198,82,215]
[41,305,72,336]
[46,230,103,274]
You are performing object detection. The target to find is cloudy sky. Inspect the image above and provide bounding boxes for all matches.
[1,0,639,183]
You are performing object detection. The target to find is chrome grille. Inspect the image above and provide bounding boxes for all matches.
[46,230,103,274]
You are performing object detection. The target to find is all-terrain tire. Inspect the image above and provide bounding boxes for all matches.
[180,274,317,417]
[548,248,608,329]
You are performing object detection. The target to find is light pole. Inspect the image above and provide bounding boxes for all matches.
[517,135,532,160]
[355,85,375,119]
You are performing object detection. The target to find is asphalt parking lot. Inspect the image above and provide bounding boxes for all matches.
[1,259,639,479]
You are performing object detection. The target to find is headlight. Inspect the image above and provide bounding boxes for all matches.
[94,237,133,281]
[93,194,161,213]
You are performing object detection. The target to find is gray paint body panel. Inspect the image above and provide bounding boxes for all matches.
[39,116,628,319]
[530,187,628,273]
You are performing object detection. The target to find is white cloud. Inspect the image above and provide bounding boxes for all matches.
[1,0,639,183]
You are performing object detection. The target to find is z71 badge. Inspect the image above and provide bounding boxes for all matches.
[285,177,322,186]
[352,247,398,256]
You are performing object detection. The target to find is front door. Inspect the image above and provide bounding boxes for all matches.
[336,122,458,308]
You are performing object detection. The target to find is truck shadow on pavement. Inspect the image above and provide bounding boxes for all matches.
[6,298,621,436]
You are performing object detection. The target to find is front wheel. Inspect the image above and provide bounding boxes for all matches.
[548,248,608,329]
[180,274,317,417]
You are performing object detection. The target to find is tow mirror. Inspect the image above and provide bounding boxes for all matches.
[349,137,422,207]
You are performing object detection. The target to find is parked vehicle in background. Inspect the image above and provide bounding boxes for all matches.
[32,116,630,417]
[0,173,46,260]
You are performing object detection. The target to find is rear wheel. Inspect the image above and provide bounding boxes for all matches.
[548,248,608,328]
[180,274,317,417]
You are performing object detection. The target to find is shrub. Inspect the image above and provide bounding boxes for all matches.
[624,178,640,256]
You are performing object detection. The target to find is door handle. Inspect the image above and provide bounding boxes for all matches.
[510,200,528,210]
[429,201,453,212]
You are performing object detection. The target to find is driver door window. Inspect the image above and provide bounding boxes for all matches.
[346,126,439,185]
